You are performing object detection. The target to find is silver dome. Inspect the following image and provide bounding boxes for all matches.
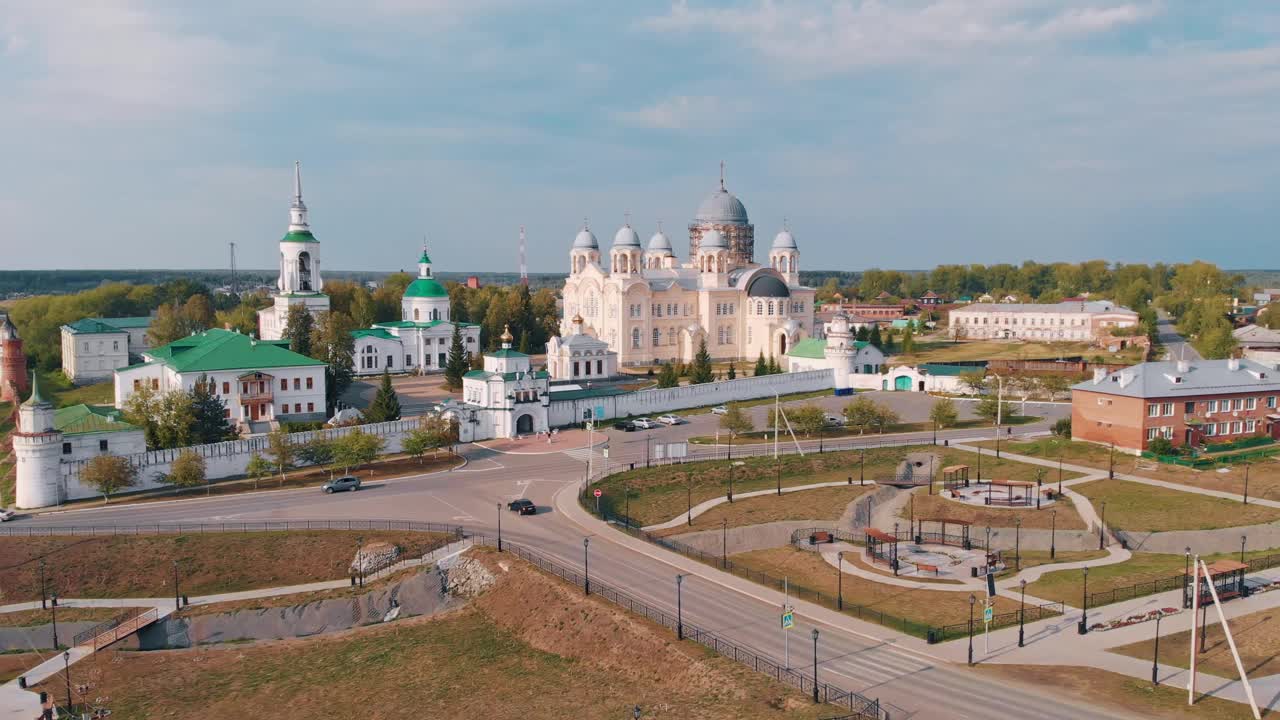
[613,224,641,248]
[772,229,797,249]
[700,229,727,249]
[647,230,672,252]
[573,226,598,249]
[695,187,749,224]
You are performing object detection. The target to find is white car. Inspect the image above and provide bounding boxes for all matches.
[0,508,16,522]
[632,417,659,429]
[823,414,845,427]
[657,415,685,425]
[710,406,729,415]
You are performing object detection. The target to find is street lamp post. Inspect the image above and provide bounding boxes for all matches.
[893,522,900,576]
[1014,518,1021,571]
[496,503,503,552]
[1244,464,1251,505]
[837,551,844,610]
[686,473,692,526]
[728,461,735,503]
[967,594,976,666]
[776,459,782,497]
[1152,610,1164,685]
[173,559,181,609]
[1241,534,1247,564]
[860,448,865,485]
[994,375,1005,459]
[675,574,685,641]
[39,559,47,610]
[50,594,59,650]
[1108,443,1115,479]
[1098,501,1107,551]
[811,628,820,703]
[1184,547,1192,609]
[1058,455,1064,496]
[583,538,590,596]
[721,519,728,569]
[1078,567,1090,634]
[1050,509,1057,560]
[63,650,72,714]
[932,420,937,446]
[985,525,991,551]
[1018,579,1027,648]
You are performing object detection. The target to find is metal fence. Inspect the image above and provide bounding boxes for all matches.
[71,610,139,647]
[930,602,1065,643]
[470,533,888,720]
[1085,551,1280,609]
[0,519,467,537]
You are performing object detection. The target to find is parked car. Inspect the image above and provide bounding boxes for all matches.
[656,414,686,425]
[0,508,16,522]
[507,499,537,515]
[710,406,729,415]
[824,414,845,427]
[632,417,659,429]
[322,475,361,494]
[613,420,637,432]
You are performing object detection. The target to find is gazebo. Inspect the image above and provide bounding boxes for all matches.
[1185,559,1250,607]
[913,517,974,550]
[941,464,970,493]
[865,528,900,574]
[985,478,1035,507]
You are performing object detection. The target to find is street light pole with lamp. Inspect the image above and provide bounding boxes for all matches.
[811,628,820,703]
[675,574,685,641]
[496,503,503,552]
[967,594,976,666]
[1018,579,1027,647]
[1049,509,1057,560]
[582,538,590,596]
[837,551,845,610]
[1152,610,1165,685]
[1098,501,1107,551]
[173,559,182,609]
[1078,566,1090,634]
[721,519,728,569]
[993,374,1005,459]
[1183,547,1193,609]
[1014,518,1022,571]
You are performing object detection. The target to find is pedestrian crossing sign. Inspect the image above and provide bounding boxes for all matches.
[983,605,993,624]
[781,609,795,629]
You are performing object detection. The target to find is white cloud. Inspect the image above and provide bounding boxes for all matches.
[641,0,1159,70]
[615,95,733,129]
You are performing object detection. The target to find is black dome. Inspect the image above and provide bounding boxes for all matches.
[747,274,790,298]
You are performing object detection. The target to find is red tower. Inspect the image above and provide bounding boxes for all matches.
[0,316,28,404]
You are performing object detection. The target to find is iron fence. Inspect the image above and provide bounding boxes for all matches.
[71,610,139,647]
[470,533,887,720]
[1085,551,1280,609]
[930,602,1065,643]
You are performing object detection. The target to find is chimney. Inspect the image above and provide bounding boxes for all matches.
[1227,357,1240,371]
[1092,368,1107,384]
[1176,359,1189,373]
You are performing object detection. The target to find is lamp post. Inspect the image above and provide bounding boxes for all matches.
[496,503,503,552]
[1243,463,1251,505]
[1058,455,1064,496]
[932,419,938,446]
[1152,610,1164,685]
[967,594,976,666]
[776,459,782,496]
[985,525,991,550]
[173,559,181,609]
[62,650,71,714]
[1018,579,1027,648]
[675,574,685,641]
[721,519,728,569]
[50,594,59,650]
[994,374,1005,458]
[860,448,865,485]
[583,537,590,596]
[1108,442,1115,479]
[728,461,744,503]
[39,559,47,610]
[1184,547,1192,609]
[1014,518,1021,571]
[686,473,692,526]
[893,522,900,576]
[811,628,820,703]
[1241,534,1247,564]
[1078,566,1090,634]
[1098,501,1107,551]
[837,551,845,610]
[1050,510,1057,560]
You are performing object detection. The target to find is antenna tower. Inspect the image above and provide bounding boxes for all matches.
[519,226,529,286]
[229,242,238,295]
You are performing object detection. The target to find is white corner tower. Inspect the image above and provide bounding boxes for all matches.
[610,220,642,277]
[824,312,856,391]
[569,221,600,276]
[644,223,675,270]
[401,245,451,322]
[770,223,800,286]
[13,373,63,509]
[696,229,730,288]
[258,161,331,340]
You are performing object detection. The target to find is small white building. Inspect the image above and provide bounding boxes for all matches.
[545,314,619,381]
[114,328,328,432]
[784,313,886,390]
[949,300,1138,342]
[60,316,153,383]
[442,326,550,441]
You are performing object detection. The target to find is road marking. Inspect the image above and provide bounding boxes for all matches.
[429,493,475,521]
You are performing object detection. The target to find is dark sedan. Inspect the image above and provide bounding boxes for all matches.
[507,499,537,515]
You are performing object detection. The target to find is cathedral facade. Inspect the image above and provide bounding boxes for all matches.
[557,176,815,370]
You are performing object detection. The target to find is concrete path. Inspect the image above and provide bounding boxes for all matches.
[642,480,879,531]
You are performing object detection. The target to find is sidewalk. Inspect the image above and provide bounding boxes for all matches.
[642,480,879,531]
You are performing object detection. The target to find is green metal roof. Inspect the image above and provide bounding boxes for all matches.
[546,386,629,401]
[22,372,48,407]
[403,277,448,298]
[489,348,528,359]
[351,328,398,341]
[787,338,827,359]
[503,370,548,381]
[373,320,477,330]
[63,319,129,335]
[102,316,153,329]
[143,328,325,373]
[919,363,976,377]
[463,370,498,380]
[281,230,319,243]
[54,404,140,435]
[419,249,432,264]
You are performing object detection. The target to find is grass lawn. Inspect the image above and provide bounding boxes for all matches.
[0,606,136,628]
[726,546,1021,630]
[0,652,44,684]
[1110,606,1280,679]
[34,369,113,407]
[900,488,1088,530]
[892,339,1145,366]
[0,531,452,602]
[599,445,1079,528]
[689,415,1039,445]
[976,665,1266,719]
[651,484,873,536]
[1024,549,1280,606]
[40,550,829,720]
[1072,479,1280,532]
[993,550,1108,579]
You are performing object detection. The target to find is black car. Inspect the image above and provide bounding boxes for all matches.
[613,420,637,431]
[507,499,537,515]
[322,475,361,493]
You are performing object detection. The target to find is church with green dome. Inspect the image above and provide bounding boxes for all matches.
[350,245,481,377]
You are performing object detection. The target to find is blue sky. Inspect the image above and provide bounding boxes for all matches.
[2,1,1279,274]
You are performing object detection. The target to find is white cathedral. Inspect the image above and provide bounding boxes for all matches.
[257,163,480,375]
[557,174,816,370]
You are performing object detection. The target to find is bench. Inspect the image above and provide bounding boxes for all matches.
[810,532,833,545]
[916,563,940,576]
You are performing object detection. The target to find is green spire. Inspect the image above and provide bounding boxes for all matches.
[23,371,47,407]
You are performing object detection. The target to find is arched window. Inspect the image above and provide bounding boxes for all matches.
[413,308,420,320]
[780,256,789,273]
[756,301,763,315]
[667,327,675,345]
[652,328,660,346]
[631,328,640,348]
[431,309,440,321]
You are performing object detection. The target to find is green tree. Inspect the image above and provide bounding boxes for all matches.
[974,396,1015,425]
[266,428,293,485]
[332,429,386,474]
[1196,321,1238,360]
[444,323,469,390]
[146,302,189,347]
[718,404,754,439]
[401,428,432,464]
[191,375,234,444]
[245,453,272,490]
[726,362,737,380]
[1039,375,1071,401]
[295,437,334,470]
[656,362,679,388]
[689,338,714,384]
[791,404,826,438]
[958,370,989,396]
[284,304,314,356]
[81,455,137,502]
[310,311,356,412]
[364,369,402,423]
[1052,417,1072,437]
[351,289,376,329]
[767,355,782,374]
[844,395,893,434]
[901,325,915,354]
[753,350,769,377]
[1260,302,1280,330]
[182,294,216,330]
[868,325,883,349]
[855,325,870,342]
[929,397,958,429]
[162,450,207,490]
[420,414,459,452]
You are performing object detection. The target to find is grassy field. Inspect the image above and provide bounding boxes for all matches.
[977,665,1266,719]
[599,446,1081,528]
[1072,479,1280,532]
[977,436,1280,502]
[1109,606,1280,679]
[34,369,113,407]
[651,484,873,536]
[0,531,452,602]
[0,606,134,628]
[891,339,1145,366]
[993,550,1108,579]
[727,546,1021,629]
[689,415,1039,445]
[1024,549,1280,606]
[901,488,1088,530]
[37,550,829,720]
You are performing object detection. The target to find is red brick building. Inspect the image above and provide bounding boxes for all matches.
[1072,358,1280,453]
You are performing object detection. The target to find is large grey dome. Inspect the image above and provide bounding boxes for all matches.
[613,224,641,247]
[700,229,727,249]
[747,274,790,298]
[695,187,749,224]
[573,226,599,249]
[648,230,672,252]
[772,229,797,249]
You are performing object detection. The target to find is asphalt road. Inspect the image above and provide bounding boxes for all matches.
[1155,315,1201,362]
[13,396,1133,719]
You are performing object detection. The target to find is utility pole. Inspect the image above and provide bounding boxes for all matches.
[229,241,238,296]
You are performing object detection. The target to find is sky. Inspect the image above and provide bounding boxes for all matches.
[2,1,1279,274]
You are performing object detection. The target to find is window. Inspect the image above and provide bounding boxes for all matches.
[406,354,412,366]
[62,442,72,454]
[596,359,602,375]
[1147,427,1158,440]
[98,439,109,452]
[1247,397,1257,410]
[1234,398,1244,411]
[307,403,314,412]
[573,361,580,377]
[1232,421,1243,434]
[112,341,119,351]
[1208,400,1219,413]
[652,328,660,347]
[1162,426,1173,439]
[280,379,288,391]
[386,355,393,368]
[632,328,640,348]
[718,327,725,344]
[1161,403,1173,417]
[1269,396,1277,409]
[280,404,288,415]
[295,403,301,413]
[1147,403,1159,417]
[1205,423,1216,436]
[1247,419,1257,433]
[133,379,140,391]
[1184,401,1195,414]
[306,377,313,389]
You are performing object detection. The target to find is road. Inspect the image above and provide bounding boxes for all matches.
[10,396,1132,719]
[1155,314,1201,362]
